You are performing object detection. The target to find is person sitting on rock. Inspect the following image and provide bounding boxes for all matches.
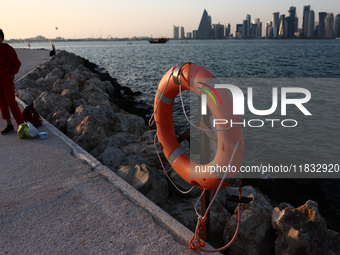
[49,43,55,57]
[0,29,24,134]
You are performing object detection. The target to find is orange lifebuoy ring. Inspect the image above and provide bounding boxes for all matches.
[154,63,244,190]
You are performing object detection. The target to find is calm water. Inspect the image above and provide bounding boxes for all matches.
[11,40,340,172]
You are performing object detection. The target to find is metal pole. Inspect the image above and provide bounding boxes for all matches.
[199,95,210,241]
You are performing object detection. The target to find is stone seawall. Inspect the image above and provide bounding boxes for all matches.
[15,50,340,254]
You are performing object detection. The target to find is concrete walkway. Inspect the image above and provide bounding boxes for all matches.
[0,49,209,254]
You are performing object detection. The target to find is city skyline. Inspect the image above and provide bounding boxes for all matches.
[1,0,340,40]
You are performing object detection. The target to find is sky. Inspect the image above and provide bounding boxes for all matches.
[1,0,340,40]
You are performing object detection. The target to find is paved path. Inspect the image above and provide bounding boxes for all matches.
[0,49,206,254]
[14,49,51,81]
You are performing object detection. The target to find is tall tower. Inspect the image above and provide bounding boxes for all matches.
[325,13,334,38]
[242,20,247,37]
[272,12,280,38]
[246,14,251,36]
[198,9,211,39]
[285,17,290,37]
[279,14,286,37]
[266,21,272,37]
[180,26,185,39]
[302,5,310,37]
[173,25,179,39]
[318,12,327,38]
[253,19,261,38]
[288,6,296,37]
[294,17,299,34]
[225,23,231,37]
[335,14,340,37]
[307,10,315,38]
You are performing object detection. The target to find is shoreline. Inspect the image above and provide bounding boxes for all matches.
[6,37,340,44]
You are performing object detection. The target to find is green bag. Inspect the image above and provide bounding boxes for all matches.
[17,122,38,139]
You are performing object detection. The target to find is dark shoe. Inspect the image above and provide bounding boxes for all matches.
[1,124,14,135]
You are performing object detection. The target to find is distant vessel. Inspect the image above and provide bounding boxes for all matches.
[126,42,132,44]
[148,38,169,44]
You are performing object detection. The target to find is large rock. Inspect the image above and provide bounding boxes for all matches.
[72,116,107,152]
[25,87,42,99]
[114,112,146,135]
[61,89,81,102]
[52,78,79,94]
[34,91,72,117]
[272,200,340,255]
[101,146,125,171]
[90,132,140,158]
[46,107,71,133]
[145,169,169,205]
[74,103,117,136]
[116,164,152,195]
[49,67,64,78]
[15,78,36,90]
[18,90,34,106]
[66,114,85,138]
[66,69,93,85]
[120,131,167,170]
[223,192,275,255]
[82,83,110,107]
[37,74,59,91]
[25,70,41,81]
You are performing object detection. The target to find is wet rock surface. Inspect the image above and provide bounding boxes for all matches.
[272,200,340,255]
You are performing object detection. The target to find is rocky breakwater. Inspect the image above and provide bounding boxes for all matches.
[15,51,339,254]
[15,50,168,204]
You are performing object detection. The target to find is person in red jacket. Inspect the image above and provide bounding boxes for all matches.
[0,29,24,134]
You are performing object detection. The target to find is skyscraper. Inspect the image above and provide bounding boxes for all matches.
[288,6,296,37]
[325,13,334,38]
[314,22,319,36]
[193,30,198,39]
[279,14,286,38]
[285,17,290,37]
[266,21,272,38]
[211,24,224,39]
[225,23,231,37]
[180,26,185,39]
[198,9,211,39]
[253,19,262,38]
[318,12,327,38]
[302,5,310,37]
[236,24,243,33]
[173,26,179,39]
[246,14,251,36]
[294,17,299,34]
[272,12,280,38]
[242,20,247,37]
[268,27,273,38]
[335,14,340,37]
[307,10,315,38]
[217,24,224,39]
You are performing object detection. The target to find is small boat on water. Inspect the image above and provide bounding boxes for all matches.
[126,42,132,44]
[148,38,169,44]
